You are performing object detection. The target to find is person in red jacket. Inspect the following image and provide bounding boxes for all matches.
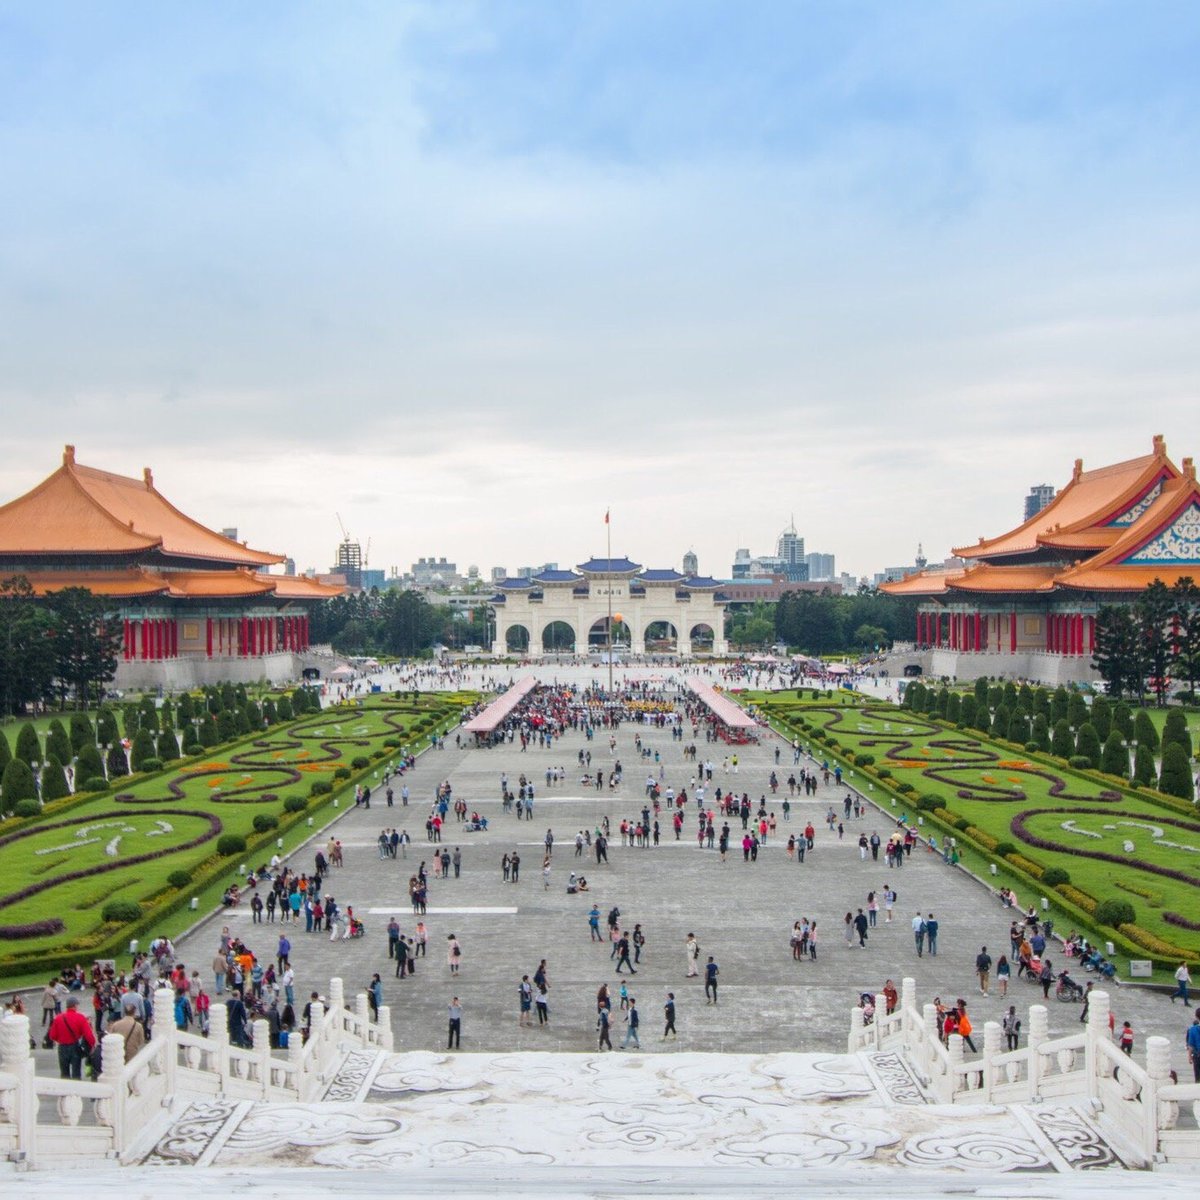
[47,995,96,1079]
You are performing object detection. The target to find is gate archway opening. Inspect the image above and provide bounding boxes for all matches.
[541,620,577,653]
[690,622,715,651]
[505,624,530,653]
[644,620,678,651]
[588,616,630,650]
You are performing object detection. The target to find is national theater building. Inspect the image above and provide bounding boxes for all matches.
[882,436,1200,685]
[0,446,341,689]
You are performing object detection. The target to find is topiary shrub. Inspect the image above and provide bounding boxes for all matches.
[13,798,41,818]
[1068,755,1091,770]
[854,753,875,767]
[876,767,892,779]
[0,759,38,812]
[130,729,158,772]
[102,900,143,924]
[80,776,109,793]
[217,833,247,857]
[954,816,971,831]
[333,767,351,780]
[167,870,192,890]
[896,781,914,794]
[283,795,307,813]
[1041,867,1071,887]
[1024,741,1040,753]
[917,794,942,812]
[252,813,279,833]
[1095,898,1136,928]
[994,841,1016,857]
[351,756,370,770]
[139,757,163,774]
[310,780,333,797]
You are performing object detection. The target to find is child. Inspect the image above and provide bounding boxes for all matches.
[1119,1021,1134,1055]
[619,981,630,1011]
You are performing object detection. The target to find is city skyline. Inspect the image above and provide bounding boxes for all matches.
[2,4,1197,578]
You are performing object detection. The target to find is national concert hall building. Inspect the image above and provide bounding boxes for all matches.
[0,446,341,689]
[882,436,1200,685]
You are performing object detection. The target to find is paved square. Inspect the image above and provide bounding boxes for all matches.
[175,674,1193,1071]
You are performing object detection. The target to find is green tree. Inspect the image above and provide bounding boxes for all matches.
[157,729,180,762]
[1113,701,1134,740]
[1067,692,1088,729]
[1138,579,1173,706]
[1093,606,1143,700]
[1101,729,1129,778]
[40,755,69,801]
[945,692,961,722]
[15,722,41,766]
[1074,722,1102,769]
[0,729,9,771]
[1133,741,1156,786]
[130,730,157,772]
[1007,710,1030,744]
[275,695,293,722]
[1051,718,1073,758]
[1090,695,1112,740]
[0,758,37,811]
[199,715,219,747]
[107,744,129,778]
[0,575,57,715]
[1133,709,1159,753]
[122,703,140,737]
[1162,709,1193,760]
[177,692,195,722]
[45,719,72,766]
[75,742,104,783]
[45,587,121,707]
[1032,713,1050,752]
[960,694,977,727]
[138,697,159,734]
[974,677,989,706]
[1158,742,1195,801]
[1172,577,1200,698]
[69,712,95,753]
[1050,687,1069,725]
[159,699,174,731]
[1033,687,1050,718]
[991,704,1010,740]
[96,707,119,746]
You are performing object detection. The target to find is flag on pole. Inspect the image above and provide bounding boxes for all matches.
[604,508,610,524]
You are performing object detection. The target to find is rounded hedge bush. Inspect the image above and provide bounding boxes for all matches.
[167,870,192,890]
[102,900,143,924]
[1024,741,1040,753]
[954,817,971,831]
[310,780,333,797]
[1095,898,1136,928]
[217,833,247,857]
[855,753,875,767]
[1041,867,1071,887]
[917,794,942,812]
[140,757,163,773]
[1068,755,1091,770]
[13,798,41,818]
[81,777,109,793]
[351,755,371,770]
[876,768,892,779]
[283,795,307,813]
[994,841,1017,857]
[895,781,915,794]
[252,813,279,833]
[333,767,351,780]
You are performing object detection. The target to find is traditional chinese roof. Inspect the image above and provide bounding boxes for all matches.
[954,436,1178,561]
[18,569,170,599]
[495,577,534,590]
[532,570,584,584]
[681,576,723,589]
[883,437,1200,602]
[640,569,686,583]
[16,567,341,603]
[267,574,345,600]
[577,557,641,574]
[0,446,283,567]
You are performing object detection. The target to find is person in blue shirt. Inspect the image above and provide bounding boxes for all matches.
[1186,1018,1200,1083]
[705,957,720,1004]
[925,914,939,957]
[588,905,602,941]
[369,974,383,1022]
[622,998,640,1049]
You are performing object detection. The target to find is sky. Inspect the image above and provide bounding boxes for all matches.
[2,1,1199,581]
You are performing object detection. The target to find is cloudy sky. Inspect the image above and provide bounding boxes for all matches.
[2,2,1198,580]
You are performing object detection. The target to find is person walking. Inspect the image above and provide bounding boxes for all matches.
[854,909,869,948]
[956,1001,977,1053]
[622,998,641,1049]
[976,946,992,996]
[996,955,1011,996]
[47,996,96,1079]
[663,992,677,1040]
[704,956,719,1004]
[925,913,939,957]
[615,934,636,975]
[448,934,462,975]
[589,905,602,941]
[685,933,700,977]
[1186,1015,1200,1083]
[447,997,462,1049]
[1171,962,1192,1005]
[535,985,550,1026]
[632,924,646,965]
[912,912,926,957]
[597,1005,613,1051]
[519,976,533,1026]
[369,974,383,1022]
[1003,1005,1021,1051]
[108,995,147,1063]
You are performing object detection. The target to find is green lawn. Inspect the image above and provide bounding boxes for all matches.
[0,690,475,982]
[747,692,1200,971]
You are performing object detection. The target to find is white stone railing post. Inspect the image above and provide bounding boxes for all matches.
[355,993,370,1043]
[873,993,887,1050]
[151,988,177,1096]
[900,978,916,1037]
[921,1003,938,1083]
[1145,1035,1173,1160]
[252,1019,271,1096]
[288,1028,305,1098]
[1,1013,36,1161]
[847,1006,864,1054]
[377,1006,394,1051]
[1027,1004,1048,1101]
[947,1032,965,1099]
[982,1020,1002,1102]
[329,978,345,1021]
[98,1033,126,1149]
[1085,989,1111,1103]
[210,1001,231,1090]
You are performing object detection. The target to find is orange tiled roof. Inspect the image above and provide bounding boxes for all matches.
[265,574,345,599]
[944,563,1062,594]
[0,446,283,566]
[954,436,1178,560]
[19,569,170,598]
[163,570,278,599]
[878,569,965,596]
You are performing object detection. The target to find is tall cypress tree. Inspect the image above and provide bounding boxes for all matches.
[1101,729,1129,778]
[1158,742,1195,801]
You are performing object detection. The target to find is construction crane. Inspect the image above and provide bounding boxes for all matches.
[364,537,371,568]
[335,512,350,542]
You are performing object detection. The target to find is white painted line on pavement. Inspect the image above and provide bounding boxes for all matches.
[366,906,518,915]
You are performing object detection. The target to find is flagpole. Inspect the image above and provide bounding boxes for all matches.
[606,509,614,696]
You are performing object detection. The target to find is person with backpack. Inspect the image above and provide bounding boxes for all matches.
[685,933,700,977]
[976,946,992,996]
[704,957,719,1004]
[1002,1005,1021,1051]
[48,995,96,1079]
[621,998,641,1049]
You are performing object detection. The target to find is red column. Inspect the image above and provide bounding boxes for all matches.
[170,620,178,658]
[1010,609,1017,654]
[303,614,309,649]
[1087,615,1095,655]
[238,617,246,656]
[974,611,982,652]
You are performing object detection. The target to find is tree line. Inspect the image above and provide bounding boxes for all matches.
[903,677,1195,801]
[310,587,488,656]
[725,587,918,654]
[1093,578,1200,704]
[0,576,121,715]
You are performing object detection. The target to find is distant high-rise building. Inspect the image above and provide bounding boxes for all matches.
[1024,484,1056,521]
[804,552,835,581]
[283,557,296,576]
[682,549,699,576]
[777,519,805,569]
[361,569,385,590]
[221,527,238,542]
[732,548,752,578]
[334,538,363,589]
[491,566,507,583]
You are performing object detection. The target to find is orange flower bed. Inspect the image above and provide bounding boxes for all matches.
[998,760,1029,769]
